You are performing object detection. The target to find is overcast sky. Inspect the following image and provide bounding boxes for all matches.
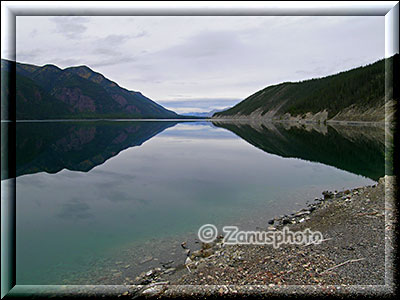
[14,16,385,113]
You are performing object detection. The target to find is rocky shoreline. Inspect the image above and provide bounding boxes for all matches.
[121,175,395,298]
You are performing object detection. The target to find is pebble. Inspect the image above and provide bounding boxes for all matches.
[164,268,176,274]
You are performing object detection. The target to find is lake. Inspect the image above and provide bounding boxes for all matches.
[9,120,385,284]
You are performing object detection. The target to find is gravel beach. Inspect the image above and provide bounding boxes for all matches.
[126,175,396,298]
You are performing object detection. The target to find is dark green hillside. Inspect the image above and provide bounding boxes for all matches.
[1,59,180,120]
[64,65,176,118]
[214,55,397,120]
[15,72,72,119]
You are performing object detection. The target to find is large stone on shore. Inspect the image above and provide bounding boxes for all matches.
[191,248,214,260]
[201,242,214,250]
[335,191,344,198]
[322,191,334,199]
[294,210,310,217]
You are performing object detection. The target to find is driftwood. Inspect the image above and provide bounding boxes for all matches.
[320,258,365,274]
[303,237,332,247]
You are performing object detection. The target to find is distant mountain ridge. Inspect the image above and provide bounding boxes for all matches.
[214,55,398,122]
[1,59,179,120]
[183,108,230,118]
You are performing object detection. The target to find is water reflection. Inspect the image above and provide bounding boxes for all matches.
[11,121,177,179]
[13,120,385,285]
[212,121,386,181]
[10,120,386,181]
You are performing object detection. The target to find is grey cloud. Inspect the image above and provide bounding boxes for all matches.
[92,48,120,56]
[51,57,81,66]
[133,31,147,38]
[89,55,137,68]
[96,34,131,45]
[164,30,243,59]
[50,16,90,39]
[17,49,41,61]
[95,32,147,46]
[30,29,38,37]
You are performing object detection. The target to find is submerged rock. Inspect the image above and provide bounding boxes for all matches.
[185,257,193,265]
[164,267,176,274]
[139,256,153,264]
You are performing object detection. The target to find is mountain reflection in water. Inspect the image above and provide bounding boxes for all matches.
[212,121,386,181]
[3,120,386,181]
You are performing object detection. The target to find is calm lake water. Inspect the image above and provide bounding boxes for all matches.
[11,120,385,284]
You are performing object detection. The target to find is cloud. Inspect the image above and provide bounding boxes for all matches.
[165,30,243,59]
[95,34,132,45]
[94,32,147,50]
[89,55,137,68]
[50,16,90,39]
[16,49,41,61]
[49,57,81,66]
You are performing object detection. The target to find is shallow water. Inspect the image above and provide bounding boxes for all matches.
[12,121,384,284]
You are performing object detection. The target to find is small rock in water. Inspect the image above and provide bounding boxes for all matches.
[185,257,193,265]
[164,267,176,274]
[268,219,274,225]
[139,256,153,264]
[160,260,174,267]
